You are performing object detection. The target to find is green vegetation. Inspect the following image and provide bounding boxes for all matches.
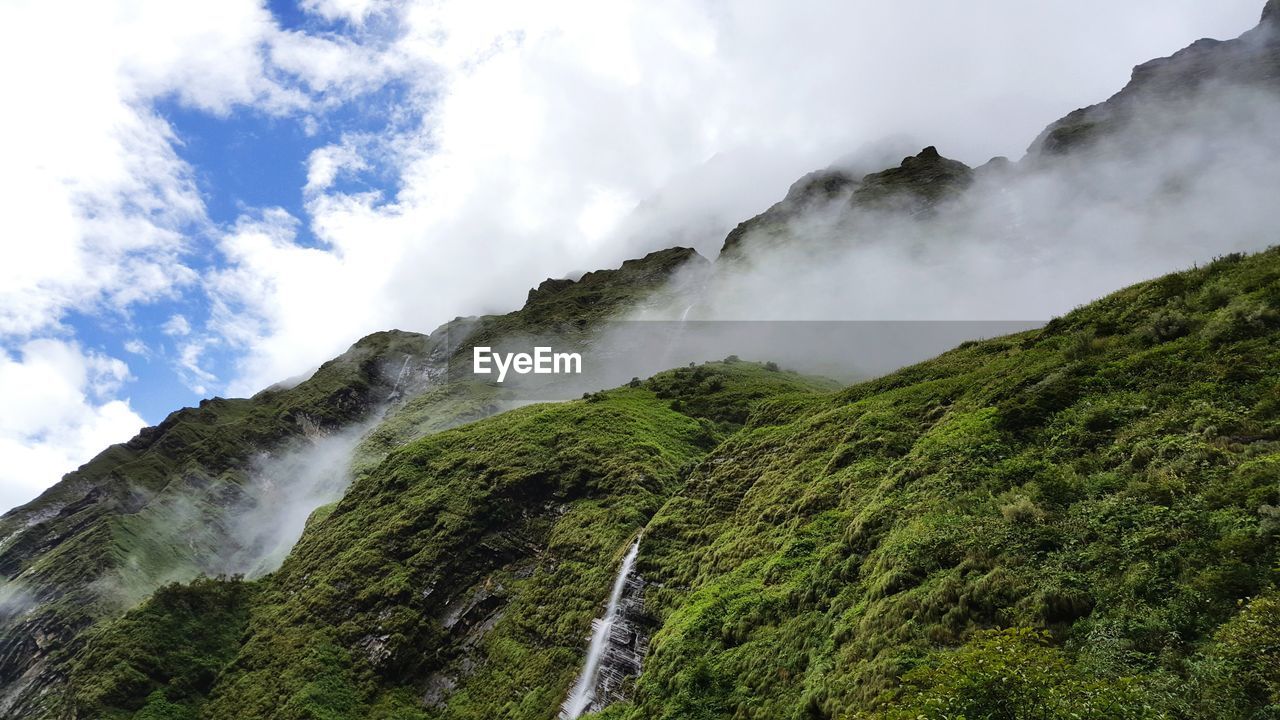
[0,247,707,718]
[66,577,258,720]
[60,362,825,719]
[57,248,1280,719]
[605,249,1280,719]
[0,330,436,719]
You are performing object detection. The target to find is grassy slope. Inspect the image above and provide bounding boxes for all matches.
[2,247,709,719]
[0,330,433,717]
[61,246,1280,720]
[65,577,258,720]
[63,364,833,720]
[604,249,1280,719]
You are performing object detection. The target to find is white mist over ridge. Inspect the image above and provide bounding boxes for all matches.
[0,2,1267,515]
[631,83,1280,331]
[215,421,376,578]
[202,2,1267,399]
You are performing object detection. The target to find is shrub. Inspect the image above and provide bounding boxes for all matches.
[1064,329,1105,360]
[1000,495,1046,524]
[1144,309,1191,343]
[882,628,1162,720]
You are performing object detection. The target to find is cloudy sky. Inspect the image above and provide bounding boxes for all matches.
[0,0,1265,513]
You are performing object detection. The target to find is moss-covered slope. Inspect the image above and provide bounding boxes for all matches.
[0,330,435,717]
[0,248,707,719]
[64,363,831,720]
[608,249,1280,719]
[61,247,1280,720]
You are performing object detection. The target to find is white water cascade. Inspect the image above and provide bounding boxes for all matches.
[560,537,644,719]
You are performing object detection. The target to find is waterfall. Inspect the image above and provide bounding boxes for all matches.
[390,354,412,396]
[560,537,644,719]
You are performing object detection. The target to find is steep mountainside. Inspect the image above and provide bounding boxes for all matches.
[1030,1,1280,156]
[64,246,1280,720]
[0,248,705,718]
[4,4,1280,719]
[614,249,1280,719]
[0,329,435,717]
[64,364,836,719]
[718,146,974,258]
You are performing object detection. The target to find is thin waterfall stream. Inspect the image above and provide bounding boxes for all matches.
[559,537,644,719]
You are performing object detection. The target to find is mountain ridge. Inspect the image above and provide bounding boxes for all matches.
[2,5,1280,718]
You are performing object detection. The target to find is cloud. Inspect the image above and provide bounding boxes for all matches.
[123,340,151,358]
[207,0,1268,394]
[301,0,393,26]
[162,315,192,337]
[636,81,1280,334]
[0,0,307,340]
[0,0,1271,509]
[0,0,401,509]
[0,340,146,513]
[305,141,372,195]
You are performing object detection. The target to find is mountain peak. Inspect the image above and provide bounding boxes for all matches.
[1029,4,1280,157]
[520,246,705,311]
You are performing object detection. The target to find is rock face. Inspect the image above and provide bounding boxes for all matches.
[0,329,439,719]
[849,145,973,210]
[1029,3,1280,156]
[718,146,973,257]
[522,247,707,314]
[581,564,647,714]
[561,538,649,719]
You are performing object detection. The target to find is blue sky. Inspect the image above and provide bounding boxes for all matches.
[0,0,1267,512]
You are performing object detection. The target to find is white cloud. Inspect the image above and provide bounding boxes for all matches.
[123,339,151,357]
[301,0,393,26]
[0,0,1273,510]
[0,0,401,342]
[0,0,301,339]
[209,0,1267,394]
[0,0,394,511]
[305,141,371,195]
[0,341,146,513]
[162,315,192,337]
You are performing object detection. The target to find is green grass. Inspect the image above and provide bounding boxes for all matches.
[1,249,709,719]
[49,248,1280,719]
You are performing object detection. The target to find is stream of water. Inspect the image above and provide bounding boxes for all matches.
[559,537,642,719]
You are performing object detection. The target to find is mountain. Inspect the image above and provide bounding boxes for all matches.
[0,247,705,718]
[61,246,1280,720]
[1029,1,1280,157]
[718,146,974,259]
[3,4,1280,719]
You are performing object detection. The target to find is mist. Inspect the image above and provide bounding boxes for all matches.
[432,66,1280,394]
[213,421,376,578]
[0,582,32,624]
[619,82,1280,333]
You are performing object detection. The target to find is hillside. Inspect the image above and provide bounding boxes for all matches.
[3,3,1280,719]
[63,247,1280,719]
[0,248,705,718]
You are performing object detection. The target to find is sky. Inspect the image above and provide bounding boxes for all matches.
[0,0,1267,513]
